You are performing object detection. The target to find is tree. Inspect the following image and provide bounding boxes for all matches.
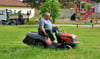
[93,0,100,3]
[23,0,46,17]
[40,0,61,23]
[23,0,46,9]
[85,3,92,8]
[76,0,81,3]
[58,0,76,8]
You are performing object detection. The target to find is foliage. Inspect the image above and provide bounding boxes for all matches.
[58,0,75,8]
[81,2,86,8]
[76,0,81,3]
[25,21,37,25]
[10,13,27,16]
[81,2,92,8]
[40,0,61,23]
[85,3,92,8]
[25,17,40,25]
[93,0,100,3]
[23,0,46,9]
[62,2,75,8]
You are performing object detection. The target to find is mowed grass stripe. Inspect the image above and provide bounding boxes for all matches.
[0,25,100,59]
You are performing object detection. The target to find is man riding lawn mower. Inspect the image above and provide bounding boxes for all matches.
[23,13,79,49]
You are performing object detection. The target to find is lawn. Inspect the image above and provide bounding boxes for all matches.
[0,25,100,59]
[25,17,100,25]
[55,22,100,24]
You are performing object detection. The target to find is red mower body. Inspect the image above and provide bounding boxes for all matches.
[23,29,79,49]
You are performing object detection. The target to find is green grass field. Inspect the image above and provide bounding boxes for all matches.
[55,22,100,24]
[0,25,100,59]
[25,17,100,25]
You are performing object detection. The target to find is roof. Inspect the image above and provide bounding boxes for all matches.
[0,0,27,7]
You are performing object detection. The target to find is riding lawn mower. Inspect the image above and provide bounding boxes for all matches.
[23,27,79,50]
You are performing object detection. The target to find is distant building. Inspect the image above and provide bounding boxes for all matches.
[0,0,35,18]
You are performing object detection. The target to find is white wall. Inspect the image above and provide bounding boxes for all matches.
[0,9,7,21]
[93,3,100,13]
[0,7,35,18]
[59,9,75,18]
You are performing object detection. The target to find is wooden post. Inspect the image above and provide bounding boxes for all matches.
[92,24,94,28]
[76,24,78,28]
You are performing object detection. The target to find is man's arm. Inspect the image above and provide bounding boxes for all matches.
[39,20,48,36]
[41,26,48,36]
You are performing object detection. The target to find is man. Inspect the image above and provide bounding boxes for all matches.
[71,13,76,21]
[18,10,23,24]
[6,9,10,24]
[38,12,57,44]
[27,11,30,22]
[6,12,10,24]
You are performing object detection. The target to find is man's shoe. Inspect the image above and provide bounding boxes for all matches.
[52,41,57,45]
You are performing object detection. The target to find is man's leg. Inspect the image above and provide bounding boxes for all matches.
[52,27,60,33]
[45,30,55,41]
[38,28,45,36]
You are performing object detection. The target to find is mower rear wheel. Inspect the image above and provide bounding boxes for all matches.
[71,45,77,48]
[65,45,72,50]
[23,36,36,46]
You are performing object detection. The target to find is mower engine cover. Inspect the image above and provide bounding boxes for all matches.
[61,32,78,43]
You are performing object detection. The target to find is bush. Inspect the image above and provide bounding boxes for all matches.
[85,3,92,8]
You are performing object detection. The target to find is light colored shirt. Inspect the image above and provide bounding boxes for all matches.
[39,18,52,30]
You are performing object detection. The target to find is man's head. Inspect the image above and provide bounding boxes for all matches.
[44,12,50,20]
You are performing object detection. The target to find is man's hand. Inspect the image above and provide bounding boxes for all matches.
[44,32,48,37]
[52,25,58,28]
